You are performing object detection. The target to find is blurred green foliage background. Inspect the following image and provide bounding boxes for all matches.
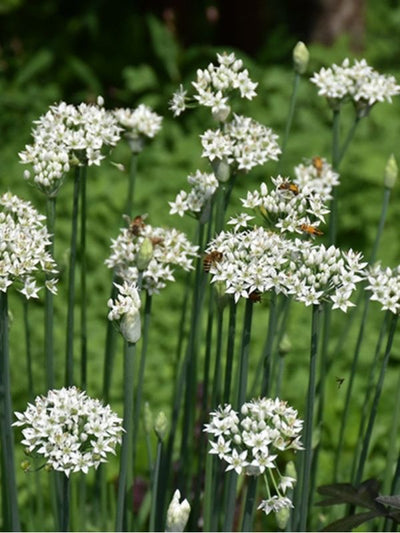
[1,0,400,529]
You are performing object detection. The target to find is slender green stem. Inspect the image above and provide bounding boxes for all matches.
[65,166,81,386]
[298,304,322,531]
[383,367,400,495]
[354,312,398,487]
[132,293,152,470]
[80,165,88,389]
[23,298,34,399]
[211,304,224,408]
[241,477,258,532]
[102,275,119,403]
[45,195,56,389]
[149,439,163,532]
[203,451,216,532]
[277,72,301,173]
[125,152,138,217]
[261,291,278,396]
[115,341,136,531]
[337,116,361,167]
[60,474,70,532]
[223,298,237,404]
[0,291,20,531]
[329,109,341,246]
[350,311,388,483]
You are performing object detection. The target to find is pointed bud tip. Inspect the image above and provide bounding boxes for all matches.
[293,41,310,74]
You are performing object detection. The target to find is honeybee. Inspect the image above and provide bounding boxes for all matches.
[128,215,146,236]
[248,290,262,303]
[203,251,223,272]
[299,224,324,236]
[278,181,299,195]
[312,156,324,176]
[150,237,164,247]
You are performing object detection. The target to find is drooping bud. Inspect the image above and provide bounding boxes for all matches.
[165,489,191,532]
[293,41,309,75]
[211,158,230,183]
[279,334,292,356]
[120,310,141,344]
[384,154,398,189]
[154,411,168,441]
[276,506,291,530]
[136,237,154,271]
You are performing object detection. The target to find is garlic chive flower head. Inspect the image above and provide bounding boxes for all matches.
[310,58,400,115]
[204,398,302,515]
[13,386,123,477]
[165,489,191,532]
[169,170,218,218]
[19,98,121,195]
[201,114,281,172]
[105,219,198,294]
[287,241,367,311]
[107,280,142,343]
[114,104,162,153]
[205,226,295,303]
[0,192,58,297]
[366,264,400,314]
[170,52,257,120]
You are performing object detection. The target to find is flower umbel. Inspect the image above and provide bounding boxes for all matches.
[204,397,303,515]
[165,489,191,532]
[13,387,123,477]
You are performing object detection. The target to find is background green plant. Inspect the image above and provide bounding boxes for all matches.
[1,1,400,530]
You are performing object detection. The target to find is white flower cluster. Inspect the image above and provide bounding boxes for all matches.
[286,240,367,311]
[242,158,338,233]
[310,58,400,113]
[169,52,258,118]
[13,386,123,477]
[201,114,281,172]
[366,264,400,314]
[206,226,366,310]
[206,227,295,302]
[169,170,218,218]
[19,98,121,195]
[107,280,142,343]
[114,104,162,151]
[204,398,303,515]
[105,219,198,294]
[0,192,58,297]
[165,489,191,532]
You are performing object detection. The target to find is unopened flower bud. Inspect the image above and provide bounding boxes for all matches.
[285,461,297,481]
[293,41,309,74]
[384,154,398,189]
[279,334,291,356]
[137,237,154,271]
[212,104,231,123]
[211,158,230,183]
[166,489,191,532]
[143,402,153,434]
[120,310,141,344]
[276,506,291,529]
[154,411,168,441]
[21,460,31,472]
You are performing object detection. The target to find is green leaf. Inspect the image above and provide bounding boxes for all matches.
[321,510,381,532]
[122,65,158,94]
[147,14,180,82]
[14,49,53,86]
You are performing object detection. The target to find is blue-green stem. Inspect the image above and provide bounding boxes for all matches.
[223,298,254,532]
[277,71,301,173]
[329,108,341,246]
[260,290,278,396]
[132,292,152,470]
[383,366,400,496]
[65,166,81,386]
[210,303,224,408]
[337,116,361,167]
[102,275,119,403]
[241,476,258,532]
[23,299,34,399]
[45,195,56,389]
[149,438,163,532]
[115,340,136,531]
[297,304,322,531]
[125,152,138,218]
[80,165,88,389]
[349,310,389,484]
[60,473,70,532]
[223,298,237,404]
[354,311,398,487]
[0,291,20,531]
